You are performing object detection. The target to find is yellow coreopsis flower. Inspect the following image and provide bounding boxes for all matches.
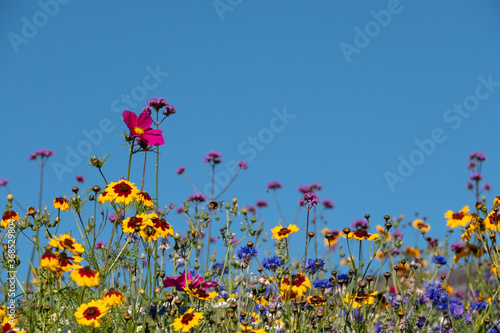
[104,179,140,205]
[74,300,108,328]
[102,288,126,307]
[280,273,311,298]
[139,219,161,242]
[412,219,431,233]
[271,224,299,240]
[445,206,472,228]
[484,210,500,231]
[53,197,70,211]
[236,325,267,333]
[344,291,378,308]
[137,191,154,208]
[184,287,218,300]
[49,234,84,256]
[1,210,19,228]
[71,266,99,287]
[343,229,380,241]
[152,215,174,238]
[171,308,204,332]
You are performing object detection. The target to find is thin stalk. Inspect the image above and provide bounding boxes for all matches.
[303,208,310,272]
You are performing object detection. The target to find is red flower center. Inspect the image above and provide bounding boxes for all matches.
[452,212,464,220]
[278,228,291,236]
[114,182,132,197]
[353,229,369,239]
[79,266,97,278]
[83,306,100,320]
[181,312,195,325]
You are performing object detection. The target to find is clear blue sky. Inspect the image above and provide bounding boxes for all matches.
[1,0,500,276]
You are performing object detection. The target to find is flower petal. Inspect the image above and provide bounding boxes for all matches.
[137,111,153,129]
[122,111,138,132]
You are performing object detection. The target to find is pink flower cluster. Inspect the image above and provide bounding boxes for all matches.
[29,148,54,160]
[144,97,177,117]
[298,183,322,193]
[188,193,206,202]
[204,151,222,165]
[299,192,319,207]
[267,180,282,190]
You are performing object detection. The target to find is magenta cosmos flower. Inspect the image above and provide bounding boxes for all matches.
[163,272,218,291]
[122,110,164,146]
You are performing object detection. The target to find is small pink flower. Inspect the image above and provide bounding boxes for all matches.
[469,152,486,161]
[123,110,164,146]
[0,179,8,186]
[470,173,482,181]
[75,175,85,183]
[146,97,168,111]
[30,149,54,160]
[95,241,106,249]
[176,206,184,214]
[237,161,248,169]
[256,200,268,208]
[466,182,474,190]
[204,151,222,165]
[483,183,491,191]
[267,181,282,190]
[176,166,185,175]
[188,193,206,202]
[299,192,319,207]
[322,199,334,209]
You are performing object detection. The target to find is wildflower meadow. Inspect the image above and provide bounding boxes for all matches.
[1,98,500,333]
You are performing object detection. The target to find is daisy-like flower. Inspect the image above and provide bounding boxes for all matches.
[1,210,19,228]
[445,206,472,228]
[343,229,380,241]
[123,110,164,146]
[307,295,327,306]
[322,228,342,249]
[376,225,391,241]
[412,219,431,233]
[184,287,218,300]
[49,234,85,256]
[40,247,59,272]
[58,252,83,273]
[139,219,161,242]
[74,300,108,328]
[71,266,99,287]
[121,215,145,234]
[271,224,299,240]
[344,291,378,309]
[53,197,70,211]
[102,288,126,307]
[236,325,267,333]
[484,210,500,231]
[152,215,174,238]
[105,179,140,205]
[171,308,204,332]
[137,191,154,208]
[98,190,110,204]
[281,273,311,298]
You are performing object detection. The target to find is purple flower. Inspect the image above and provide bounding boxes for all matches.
[163,105,177,117]
[312,279,331,289]
[469,152,486,161]
[230,237,240,244]
[176,166,185,175]
[470,173,482,181]
[213,262,228,275]
[351,219,368,229]
[299,192,319,207]
[393,230,404,239]
[256,200,268,208]
[321,199,334,209]
[247,206,256,214]
[146,97,168,111]
[298,185,312,193]
[237,161,248,170]
[432,256,447,266]
[210,236,217,243]
[204,151,222,165]
[467,182,474,190]
[0,179,8,186]
[306,258,325,273]
[454,290,465,299]
[236,246,258,260]
[95,241,106,249]
[142,107,152,114]
[176,206,184,214]
[310,183,322,192]
[188,193,206,202]
[262,256,283,270]
[483,183,491,191]
[451,242,465,252]
[108,211,125,224]
[75,175,85,183]
[448,298,464,318]
[424,280,449,310]
[267,180,282,190]
[29,148,54,160]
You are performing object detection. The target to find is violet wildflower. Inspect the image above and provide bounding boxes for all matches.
[470,173,482,181]
[267,180,282,190]
[451,242,465,252]
[448,298,464,318]
[262,256,283,271]
[351,219,368,229]
[256,199,268,208]
[75,175,85,183]
[213,262,228,275]
[163,105,177,117]
[236,246,258,260]
[210,236,217,243]
[204,151,222,165]
[484,183,491,191]
[469,152,486,161]
[424,280,449,310]
[108,211,125,224]
[146,97,168,112]
[30,148,54,160]
[95,241,106,249]
[176,166,185,175]
[321,199,334,209]
[142,106,152,115]
[467,182,474,190]
[312,279,331,289]
[305,258,325,273]
[309,183,322,192]
[237,160,248,169]
[188,193,206,203]
[247,206,256,214]
[299,192,319,207]
[0,179,8,186]
[393,230,404,239]
[176,206,184,214]
[298,184,312,193]
[468,301,488,311]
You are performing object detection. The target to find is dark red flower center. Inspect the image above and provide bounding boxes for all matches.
[181,312,195,325]
[452,212,464,220]
[128,217,142,228]
[114,182,132,197]
[353,229,369,239]
[79,266,96,278]
[83,306,100,320]
[278,228,291,236]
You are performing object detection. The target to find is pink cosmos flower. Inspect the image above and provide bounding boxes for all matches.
[0,179,8,186]
[163,272,218,291]
[122,110,164,146]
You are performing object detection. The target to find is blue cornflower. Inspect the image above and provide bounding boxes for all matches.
[424,280,449,310]
[416,316,427,328]
[337,273,349,282]
[432,256,447,266]
[306,258,325,274]
[262,256,283,270]
[448,298,464,318]
[312,279,331,289]
[148,305,167,318]
[237,246,258,260]
[468,301,489,311]
[213,262,229,275]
